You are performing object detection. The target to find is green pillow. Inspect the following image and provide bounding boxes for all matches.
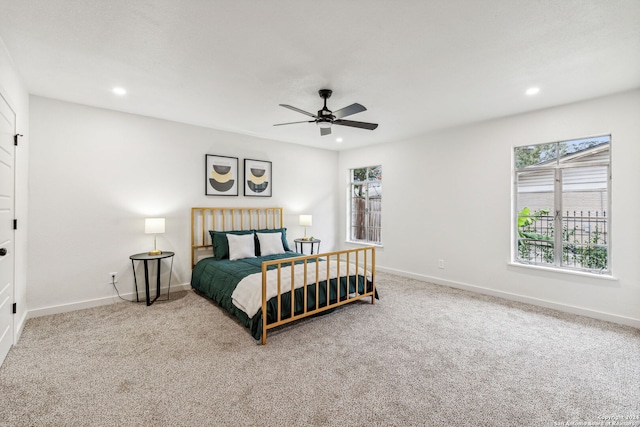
[254,228,291,254]
[209,230,254,259]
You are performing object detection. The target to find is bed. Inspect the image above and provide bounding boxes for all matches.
[190,207,376,344]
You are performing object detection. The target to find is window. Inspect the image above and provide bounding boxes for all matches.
[514,135,610,273]
[348,165,382,245]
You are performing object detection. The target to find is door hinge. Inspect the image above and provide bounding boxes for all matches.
[13,303,16,314]
[14,133,23,146]
[13,219,17,230]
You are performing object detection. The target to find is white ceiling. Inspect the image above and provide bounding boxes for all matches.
[1,0,639,151]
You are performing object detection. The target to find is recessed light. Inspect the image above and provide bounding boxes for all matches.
[112,87,127,96]
[336,137,343,143]
[525,87,540,96]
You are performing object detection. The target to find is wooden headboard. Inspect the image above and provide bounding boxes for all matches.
[191,207,284,269]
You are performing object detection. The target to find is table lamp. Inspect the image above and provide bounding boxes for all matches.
[299,214,312,240]
[145,218,165,255]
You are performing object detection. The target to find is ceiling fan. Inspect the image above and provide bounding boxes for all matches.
[274,89,378,136]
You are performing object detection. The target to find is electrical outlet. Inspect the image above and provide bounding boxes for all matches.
[438,259,445,269]
[109,272,118,283]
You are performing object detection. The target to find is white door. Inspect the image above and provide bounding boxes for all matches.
[0,92,16,366]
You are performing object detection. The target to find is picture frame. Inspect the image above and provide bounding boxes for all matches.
[205,155,239,196]
[244,159,272,197]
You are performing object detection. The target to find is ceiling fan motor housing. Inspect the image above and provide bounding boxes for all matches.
[318,108,334,119]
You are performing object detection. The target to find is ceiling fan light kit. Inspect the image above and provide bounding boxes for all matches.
[275,89,378,136]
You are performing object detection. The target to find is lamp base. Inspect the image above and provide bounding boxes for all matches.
[148,249,162,255]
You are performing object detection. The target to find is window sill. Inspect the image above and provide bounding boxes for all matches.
[345,240,384,249]
[507,261,617,281]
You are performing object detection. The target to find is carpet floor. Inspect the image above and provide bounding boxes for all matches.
[1,272,639,426]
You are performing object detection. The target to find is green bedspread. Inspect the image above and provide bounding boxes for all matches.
[191,252,373,341]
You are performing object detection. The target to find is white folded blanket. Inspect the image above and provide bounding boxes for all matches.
[231,260,370,318]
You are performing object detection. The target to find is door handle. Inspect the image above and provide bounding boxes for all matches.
[0,248,7,256]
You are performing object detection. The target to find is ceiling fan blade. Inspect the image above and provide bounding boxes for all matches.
[279,104,318,118]
[320,127,332,136]
[333,119,378,130]
[332,103,366,119]
[273,120,315,126]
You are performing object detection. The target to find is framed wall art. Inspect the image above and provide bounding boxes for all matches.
[244,159,272,197]
[205,155,238,196]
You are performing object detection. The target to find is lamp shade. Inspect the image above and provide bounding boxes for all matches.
[145,218,165,234]
[299,215,312,227]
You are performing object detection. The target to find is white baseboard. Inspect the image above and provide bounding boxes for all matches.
[25,269,640,330]
[377,265,640,329]
[26,282,192,319]
[15,311,27,344]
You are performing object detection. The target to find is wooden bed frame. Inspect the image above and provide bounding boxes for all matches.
[191,207,376,344]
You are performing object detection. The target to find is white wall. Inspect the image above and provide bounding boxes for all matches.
[339,90,640,327]
[19,89,640,327]
[28,96,338,315]
[0,39,29,338]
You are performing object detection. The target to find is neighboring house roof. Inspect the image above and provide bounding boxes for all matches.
[518,144,609,193]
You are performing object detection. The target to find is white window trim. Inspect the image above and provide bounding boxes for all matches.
[347,165,382,246]
[507,261,617,280]
[344,240,384,248]
[511,135,612,274]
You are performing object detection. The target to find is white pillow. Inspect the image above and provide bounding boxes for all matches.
[227,233,256,260]
[256,232,285,256]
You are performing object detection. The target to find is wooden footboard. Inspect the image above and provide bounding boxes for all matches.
[260,246,375,345]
